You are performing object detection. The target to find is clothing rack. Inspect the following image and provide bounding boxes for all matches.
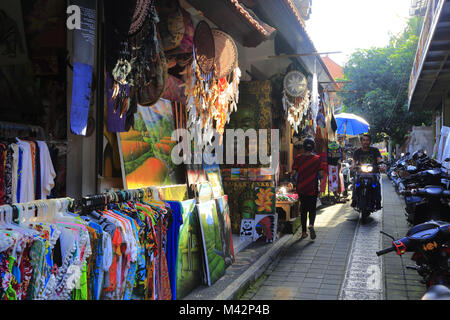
[0,121,45,140]
[76,186,155,215]
[0,197,75,224]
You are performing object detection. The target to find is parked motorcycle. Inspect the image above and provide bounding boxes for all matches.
[377,220,450,299]
[352,163,383,223]
[400,187,450,225]
[396,157,450,225]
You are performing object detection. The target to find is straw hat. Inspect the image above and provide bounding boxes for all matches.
[212,29,238,79]
[194,21,215,75]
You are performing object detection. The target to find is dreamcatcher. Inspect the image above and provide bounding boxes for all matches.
[106,0,165,120]
[184,23,241,149]
[282,70,310,133]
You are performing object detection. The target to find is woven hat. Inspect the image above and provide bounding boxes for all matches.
[194,21,215,75]
[159,0,185,51]
[212,29,238,79]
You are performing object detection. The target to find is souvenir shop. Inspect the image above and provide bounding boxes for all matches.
[0,0,338,300]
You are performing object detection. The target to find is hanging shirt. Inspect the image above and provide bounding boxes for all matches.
[327,142,343,166]
[36,141,56,200]
[16,139,34,202]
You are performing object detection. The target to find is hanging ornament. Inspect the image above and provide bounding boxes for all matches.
[282,70,309,133]
[185,24,241,150]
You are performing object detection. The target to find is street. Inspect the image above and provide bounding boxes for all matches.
[240,175,426,300]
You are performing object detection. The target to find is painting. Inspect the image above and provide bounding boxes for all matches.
[254,186,276,215]
[215,196,235,267]
[175,199,203,300]
[222,180,275,233]
[197,200,226,286]
[254,214,278,243]
[118,98,182,189]
[155,185,188,201]
[196,182,213,203]
[240,218,255,242]
[206,170,224,199]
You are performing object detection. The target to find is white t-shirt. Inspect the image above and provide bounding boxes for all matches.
[16,139,34,203]
[36,141,56,199]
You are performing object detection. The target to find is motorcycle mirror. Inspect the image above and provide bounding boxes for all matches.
[380,231,396,241]
[444,158,450,162]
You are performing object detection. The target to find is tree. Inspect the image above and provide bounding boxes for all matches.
[339,16,432,145]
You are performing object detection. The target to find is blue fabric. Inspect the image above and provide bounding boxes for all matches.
[70,62,93,135]
[17,147,22,202]
[165,201,183,300]
[88,222,104,300]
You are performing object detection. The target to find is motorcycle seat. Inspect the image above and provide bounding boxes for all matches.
[421,285,450,300]
[423,186,444,196]
[406,220,447,237]
[405,196,423,204]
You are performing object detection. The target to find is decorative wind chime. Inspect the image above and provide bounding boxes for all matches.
[282,70,310,133]
[184,22,241,149]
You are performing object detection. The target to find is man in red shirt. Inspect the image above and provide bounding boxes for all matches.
[292,138,325,239]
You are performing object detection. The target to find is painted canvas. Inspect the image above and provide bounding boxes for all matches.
[197,200,226,286]
[156,185,188,201]
[118,98,180,189]
[254,213,278,243]
[254,186,276,214]
[215,196,235,266]
[196,182,213,203]
[206,170,224,199]
[176,200,203,299]
[240,218,255,242]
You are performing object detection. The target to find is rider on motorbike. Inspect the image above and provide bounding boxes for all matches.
[350,134,384,210]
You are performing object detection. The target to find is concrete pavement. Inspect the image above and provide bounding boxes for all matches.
[381,176,425,300]
[239,175,427,300]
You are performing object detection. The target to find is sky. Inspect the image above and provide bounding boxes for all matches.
[305,0,412,67]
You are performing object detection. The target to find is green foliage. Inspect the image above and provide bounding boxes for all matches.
[339,16,432,145]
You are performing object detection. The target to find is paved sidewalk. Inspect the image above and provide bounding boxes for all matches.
[240,202,359,300]
[381,176,426,300]
[183,232,295,300]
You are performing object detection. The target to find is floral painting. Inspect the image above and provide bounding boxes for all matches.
[254,187,275,215]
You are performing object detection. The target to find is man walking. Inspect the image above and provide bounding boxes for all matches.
[292,138,325,240]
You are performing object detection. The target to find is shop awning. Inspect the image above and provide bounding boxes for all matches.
[185,0,276,47]
[408,0,450,111]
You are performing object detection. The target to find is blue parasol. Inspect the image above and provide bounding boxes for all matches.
[334,113,370,136]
